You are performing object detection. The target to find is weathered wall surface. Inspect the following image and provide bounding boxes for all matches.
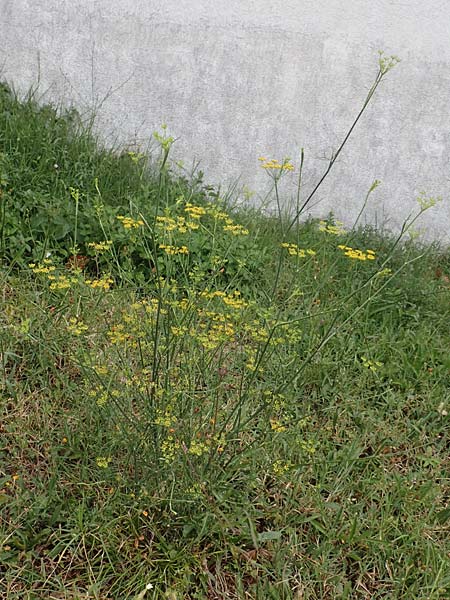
[1,0,449,241]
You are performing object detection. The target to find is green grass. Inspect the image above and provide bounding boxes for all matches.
[1,80,449,600]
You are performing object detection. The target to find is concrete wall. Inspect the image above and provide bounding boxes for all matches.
[1,0,449,242]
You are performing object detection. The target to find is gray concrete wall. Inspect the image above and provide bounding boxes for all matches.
[1,0,449,242]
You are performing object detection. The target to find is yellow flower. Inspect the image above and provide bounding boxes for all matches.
[299,439,317,455]
[117,215,144,229]
[200,289,248,309]
[159,244,189,256]
[270,418,287,433]
[154,409,177,428]
[188,439,209,456]
[87,240,113,252]
[360,356,383,371]
[338,245,376,261]
[272,460,293,476]
[281,242,316,257]
[29,261,57,274]
[161,436,180,462]
[85,275,114,290]
[107,323,131,344]
[156,214,199,233]
[223,223,249,236]
[259,157,294,171]
[170,325,189,337]
[206,205,230,221]
[49,274,79,291]
[184,203,206,219]
[67,317,89,336]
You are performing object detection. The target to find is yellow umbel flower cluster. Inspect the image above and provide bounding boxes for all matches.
[170,325,190,337]
[156,215,199,233]
[107,323,132,345]
[48,274,79,291]
[116,215,144,229]
[28,259,56,274]
[159,244,189,256]
[184,203,207,219]
[85,275,114,290]
[272,460,294,477]
[206,206,230,221]
[67,317,89,336]
[270,418,287,433]
[223,223,249,236]
[360,356,383,371]
[160,436,181,463]
[281,243,316,258]
[195,318,235,349]
[258,157,294,171]
[87,240,113,252]
[89,385,109,407]
[200,289,248,310]
[338,245,375,261]
[154,408,177,428]
[188,439,210,457]
[159,199,250,239]
[29,258,116,293]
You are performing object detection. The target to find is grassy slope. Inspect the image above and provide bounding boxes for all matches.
[0,84,449,599]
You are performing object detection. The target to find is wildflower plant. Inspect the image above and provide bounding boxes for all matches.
[2,56,449,598]
[51,55,440,492]
[60,55,438,496]
[21,53,435,496]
